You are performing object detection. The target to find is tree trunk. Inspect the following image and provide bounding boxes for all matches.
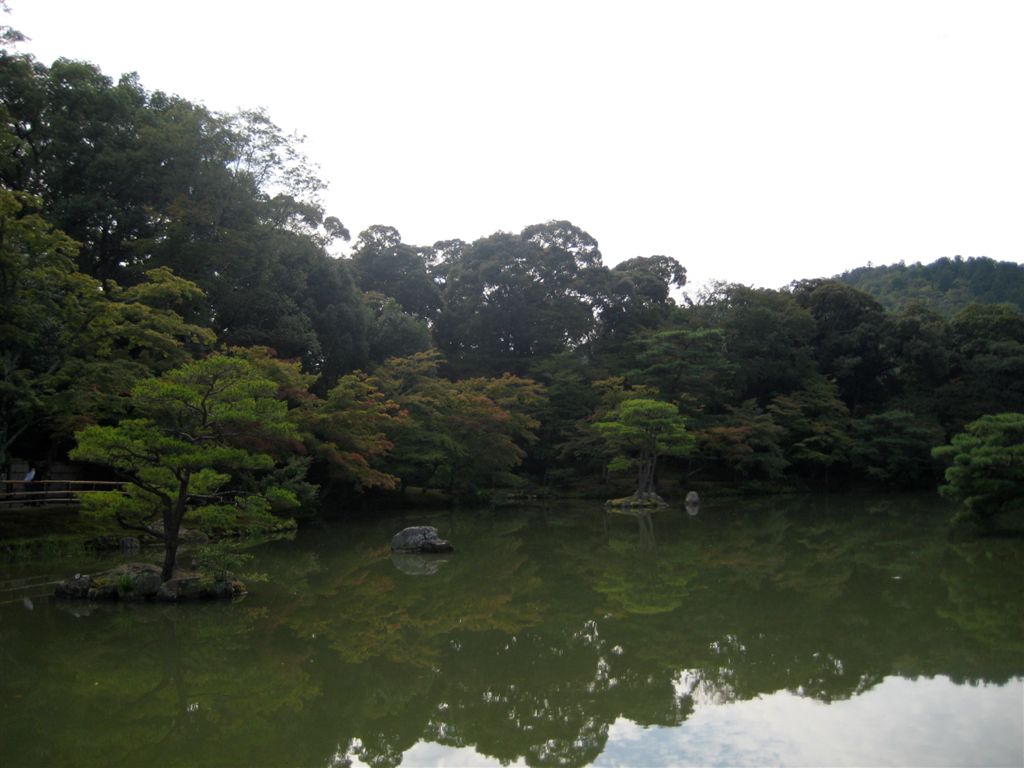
[161,472,191,582]
[161,531,178,584]
[636,450,657,495]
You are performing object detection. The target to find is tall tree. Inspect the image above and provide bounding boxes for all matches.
[434,221,608,376]
[0,53,365,384]
[350,225,442,322]
[886,302,950,413]
[693,284,816,403]
[937,304,1024,433]
[0,189,79,471]
[362,292,432,365]
[792,281,893,413]
[629,327,735,416]
[596,255,686,342]
[0,189,213,471]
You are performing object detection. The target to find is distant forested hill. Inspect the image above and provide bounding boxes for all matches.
[835,256,1024,315]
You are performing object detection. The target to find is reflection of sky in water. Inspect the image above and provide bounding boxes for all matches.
[604,676,1024,768]
[366,676,1023,768]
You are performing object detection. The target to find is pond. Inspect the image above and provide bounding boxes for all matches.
[1,494,1022,767]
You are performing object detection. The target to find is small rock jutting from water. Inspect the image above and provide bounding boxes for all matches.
[685,490,700,515]
[54,562,245,602]
[390,526,454,554]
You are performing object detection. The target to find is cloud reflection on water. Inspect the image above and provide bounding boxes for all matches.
[369,676,1022,768]
[598,675,1023,768]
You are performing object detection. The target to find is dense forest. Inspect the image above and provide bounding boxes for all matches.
[837,257,1024,316]
[2,46,1023,559]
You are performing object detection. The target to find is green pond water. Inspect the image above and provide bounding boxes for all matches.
[1,494,1022,767]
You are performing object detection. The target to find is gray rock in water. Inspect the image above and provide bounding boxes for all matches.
[54,574,92,599]
[390,526,454,554]
[685,490,700,516]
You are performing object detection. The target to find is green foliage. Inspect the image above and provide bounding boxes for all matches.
[793,281,892,413]
[0,52,365,386]
[937,304,1024,432]
[837,256,1024,316]
[596,255,686,342]
[71,354,299,578]
[0,188,80,468]
[363,292,432,364]
[933,413,1024,519]
[5,43,1024,506]
[434,221,608,376]
[697,400,788,481]
[887,303,950,413]
[193,541,256,581]
[556,378,655,479]
[768,376,853,480]
[629,327,735,415]
[851,410,943,488]
[593,398,693,494]
[0,189,212,471]
[526,352,606,477]
[693,284,817,402]
[300,371,406,491]
[370,352,546,496]
[351,226,442,321]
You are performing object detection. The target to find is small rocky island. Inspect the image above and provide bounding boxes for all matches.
[55,562,245,602]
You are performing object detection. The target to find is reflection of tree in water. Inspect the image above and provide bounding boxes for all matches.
[0,601,322,767]
[256,512,700,768]
[564,496,1024,707]
[937,536,1024,682]
[318,498,1023,768]
[411,620,693,768]
[592,509,694,616]
[3,497,1021,768]
[270,517,546,669]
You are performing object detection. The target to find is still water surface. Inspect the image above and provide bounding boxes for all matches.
[2,495,1022,767]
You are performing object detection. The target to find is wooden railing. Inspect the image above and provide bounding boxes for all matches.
[0,480,127,508]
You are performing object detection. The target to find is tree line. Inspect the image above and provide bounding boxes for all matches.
[2,49,1023,548]
[837,256,1024,316]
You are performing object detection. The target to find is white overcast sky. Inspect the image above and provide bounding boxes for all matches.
[7,0,1024,289]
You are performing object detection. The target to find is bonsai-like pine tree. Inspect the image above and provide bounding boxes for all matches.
[71,355,299,581]
[593,398,693,499]
[932,412,1024,520]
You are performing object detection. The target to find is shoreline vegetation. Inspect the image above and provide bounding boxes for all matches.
[0,43,1022,586]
